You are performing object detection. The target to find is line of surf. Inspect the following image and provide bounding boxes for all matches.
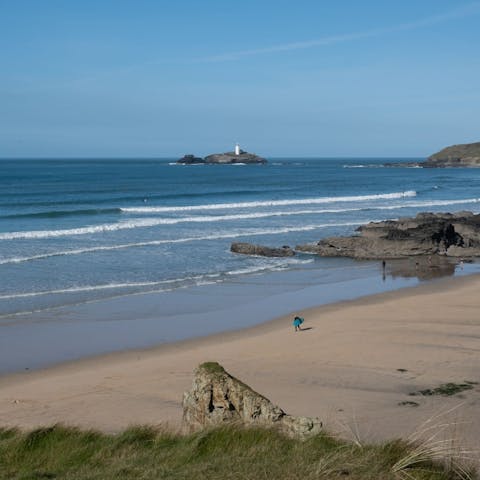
[0,259,314,301]
[120,190,417,213]
[0,222,366,264]
[0,211,376,240]
[1,197,479,241]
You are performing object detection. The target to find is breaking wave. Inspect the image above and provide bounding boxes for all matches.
[0,258,314,301]
[120,191,417,213]
[2,195,480,241]
[0,222,367,264]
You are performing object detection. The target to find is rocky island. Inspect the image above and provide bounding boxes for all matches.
[296,211,480,259]
[176,154,205,164]
[176,143,267,165]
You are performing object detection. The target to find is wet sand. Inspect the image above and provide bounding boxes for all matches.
[1,274,479,457]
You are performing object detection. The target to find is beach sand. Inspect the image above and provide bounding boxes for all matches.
[1,275,479,454]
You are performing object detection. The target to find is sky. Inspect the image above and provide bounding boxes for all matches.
[1,0,480,158]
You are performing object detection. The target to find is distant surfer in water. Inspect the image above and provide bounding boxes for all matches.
[293,316,304,332]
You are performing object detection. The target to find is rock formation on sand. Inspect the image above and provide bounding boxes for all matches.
[230,242,295,257]
[182,362,322,438]
[424,142,480,168]
[296,212,480,259]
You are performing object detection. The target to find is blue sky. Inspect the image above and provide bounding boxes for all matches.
[1,0,479,157]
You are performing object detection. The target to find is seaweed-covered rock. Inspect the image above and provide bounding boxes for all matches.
[231,242,295,257]
[296,212,480,259]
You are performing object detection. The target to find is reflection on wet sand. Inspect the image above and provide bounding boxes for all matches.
[383,256,471,281]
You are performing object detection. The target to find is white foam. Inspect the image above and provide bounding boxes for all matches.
[343,164,385,169]
[374,198,480,210]
[0,258,314,301]
[0,221,366,264]
[0,209,373,240]
[0,281,166,300]
[2,195,478,242]
[120,191,417,213]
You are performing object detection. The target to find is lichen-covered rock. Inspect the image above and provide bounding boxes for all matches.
[231,242,295,257]
[182,362,322,438]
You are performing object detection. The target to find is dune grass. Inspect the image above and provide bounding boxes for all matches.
[0,424,475,480]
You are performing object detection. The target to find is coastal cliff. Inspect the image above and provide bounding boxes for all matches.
[423,142,480,167]
[385,141,480,168]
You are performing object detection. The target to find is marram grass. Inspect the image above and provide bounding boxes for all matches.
[0,424,476,480]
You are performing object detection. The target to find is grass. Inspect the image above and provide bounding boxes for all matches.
[198,361,226,375]
[0,424,476,480]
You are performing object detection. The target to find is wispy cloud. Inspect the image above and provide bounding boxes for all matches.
[198,2,480,62]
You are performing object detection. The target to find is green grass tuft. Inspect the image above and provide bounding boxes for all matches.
[198,361,226,374]
[0,424,475,479]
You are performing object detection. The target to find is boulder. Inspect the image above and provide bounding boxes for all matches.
[182,362,322,438]
[296,212,480,259]
[231,242,295,257]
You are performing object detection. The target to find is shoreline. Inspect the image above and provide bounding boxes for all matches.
[1,272,480,458]
[2,270,479,381]
[1,256,477,375]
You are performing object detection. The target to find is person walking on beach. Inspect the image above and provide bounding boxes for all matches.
[293,315,304,332]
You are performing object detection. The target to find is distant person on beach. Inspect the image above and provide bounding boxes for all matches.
[293,316,304,332]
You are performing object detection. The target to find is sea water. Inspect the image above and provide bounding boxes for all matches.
[1,158,480,371]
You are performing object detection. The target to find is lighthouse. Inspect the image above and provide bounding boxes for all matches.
[235,143,240,155]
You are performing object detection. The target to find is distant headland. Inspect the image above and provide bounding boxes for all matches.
[423,141,480,167]
[177,144,267,165]
[385,141,480,168]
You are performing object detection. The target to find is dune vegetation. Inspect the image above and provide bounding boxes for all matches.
[0,424,475,480]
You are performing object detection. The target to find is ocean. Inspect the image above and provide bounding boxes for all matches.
[1,158,480,371]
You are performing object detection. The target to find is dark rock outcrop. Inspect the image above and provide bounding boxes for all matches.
[176,154,205,164]
[424,142,480,168]
[231,242,295,257]
[204,150,267,164]
[182,362,322,438]
[296,212,480,259]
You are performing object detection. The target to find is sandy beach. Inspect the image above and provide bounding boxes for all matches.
[1,274,479,454]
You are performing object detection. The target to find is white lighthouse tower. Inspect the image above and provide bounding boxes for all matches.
[235,143,241,155]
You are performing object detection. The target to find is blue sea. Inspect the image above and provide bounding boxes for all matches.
[1,158,480,371]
